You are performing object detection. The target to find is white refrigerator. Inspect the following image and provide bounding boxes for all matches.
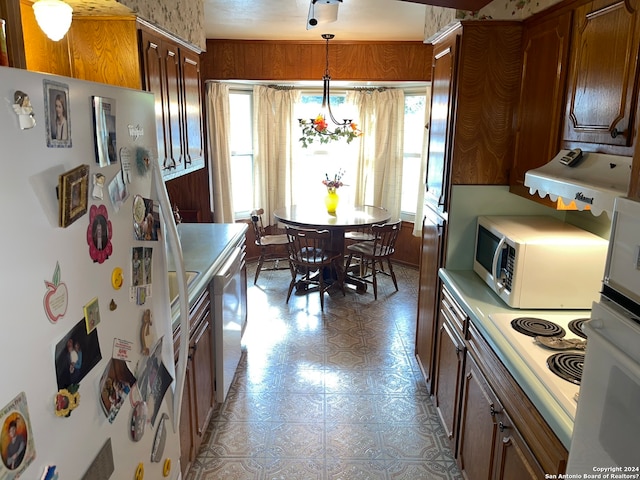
[0,66,189,480]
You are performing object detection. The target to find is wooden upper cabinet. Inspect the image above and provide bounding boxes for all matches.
[425,33,458,213]
[510,11,572,200]
[180,49,205,170]
[563,0,640,152]
[139,26,205,180]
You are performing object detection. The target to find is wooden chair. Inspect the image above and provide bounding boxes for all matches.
[345,220,401,300]
[285,227,345,311]
[250,208,289,284]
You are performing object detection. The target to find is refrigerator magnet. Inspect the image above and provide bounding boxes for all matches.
[43,262,68,323]
[83,297,100,333]
[54,387,80,417]
[87,204,113,263]
[130,401,147,442]
[12,90,36,130]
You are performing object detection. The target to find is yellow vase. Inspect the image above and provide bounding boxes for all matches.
[325,189,339,213]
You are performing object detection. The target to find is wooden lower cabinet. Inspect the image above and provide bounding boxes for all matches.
[433,285,568,479]
[457,352,501,480]
[175,288,216,477]
[492,408,545,480]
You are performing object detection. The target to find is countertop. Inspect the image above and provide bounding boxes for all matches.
[439,269,586,449]
[168,222,248,325]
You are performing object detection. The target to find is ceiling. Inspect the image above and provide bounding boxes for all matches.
[202,0,430,41]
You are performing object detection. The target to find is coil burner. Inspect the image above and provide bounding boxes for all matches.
[568,318,589,339]
[546,352,584,385]
[511,317,566,338]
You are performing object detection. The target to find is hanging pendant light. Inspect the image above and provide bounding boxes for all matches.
[32,0,73,42]
[299,34,362,148]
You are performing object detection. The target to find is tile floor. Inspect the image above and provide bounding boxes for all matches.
[185,261,463,480]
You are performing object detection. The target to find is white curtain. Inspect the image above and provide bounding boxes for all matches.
[413,84,432,237]
[205,82,235,223]
[347,88,405,221]
[252,85,299,226]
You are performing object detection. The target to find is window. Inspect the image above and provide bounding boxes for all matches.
[226,85,429,221]
[401,93,427,219]
[294,93,359,208]
[229,91,254,217]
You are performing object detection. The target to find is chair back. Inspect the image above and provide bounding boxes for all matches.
[371,220,401,257]
[250,208,266,246]
[285,227,334,267]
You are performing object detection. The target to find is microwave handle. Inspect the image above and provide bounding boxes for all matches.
[492,236,507,292]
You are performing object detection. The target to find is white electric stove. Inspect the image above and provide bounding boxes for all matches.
[488,312,590,420]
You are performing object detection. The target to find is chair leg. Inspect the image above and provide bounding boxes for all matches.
[318,271,325,311]
[286,262,296,304]
[387,258,398,292]
[371,259,378,300]
[254,254,265,284]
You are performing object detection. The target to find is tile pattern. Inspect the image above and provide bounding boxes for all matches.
[186,262,463,480]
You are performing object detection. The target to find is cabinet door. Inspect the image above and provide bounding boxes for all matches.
[457,353,501,480]
[511,12,572,195]
[425,35,458,213]
[415,209,446,390]
[563,0,640,148]
[139,30,171,171]
[180,48,204,170]
[191,312,215,438]
[162,41,183,170]
[493,409,545,480]
[433,316,465,451]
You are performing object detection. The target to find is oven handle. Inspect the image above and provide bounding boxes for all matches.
[585,320,640,381]
[492,235,506,292]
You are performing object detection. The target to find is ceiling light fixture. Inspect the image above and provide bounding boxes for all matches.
[298,34,362,148]
[32,0,73,42]
[307,0,342,30]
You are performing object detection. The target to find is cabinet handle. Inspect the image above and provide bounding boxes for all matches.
[611,127,625,139]
[499,421,508,432]
[490,405,497,416]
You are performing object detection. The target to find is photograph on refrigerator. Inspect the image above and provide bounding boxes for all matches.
[57,164,89,228]
[99,359,136,424]
[43,80,71,148]
[54,318,102,390]
[136,338,173,426]
[0,392,35,478]
[92,96,117,166]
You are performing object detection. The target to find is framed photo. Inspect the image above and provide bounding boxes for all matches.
[92,96,117,167]
[83,297,101,333]
[43,79,72,148]
[58,164,89,228]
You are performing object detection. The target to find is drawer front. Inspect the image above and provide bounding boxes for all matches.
[441,286,467,337]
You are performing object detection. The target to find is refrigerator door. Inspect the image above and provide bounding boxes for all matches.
[0,67,181,479]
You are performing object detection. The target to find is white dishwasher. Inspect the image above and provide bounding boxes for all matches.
[211,243,247,403]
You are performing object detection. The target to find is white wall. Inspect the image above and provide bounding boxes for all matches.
[445,185,612,270]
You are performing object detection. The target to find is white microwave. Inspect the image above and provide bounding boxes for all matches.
[473,215,608,309]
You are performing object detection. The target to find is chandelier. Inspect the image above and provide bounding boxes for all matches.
[299,34,362,148]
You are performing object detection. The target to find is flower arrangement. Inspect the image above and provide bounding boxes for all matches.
[323,170,345,193]
[299,114,362,148]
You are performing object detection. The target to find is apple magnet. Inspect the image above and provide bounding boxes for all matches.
[44,262,68,323]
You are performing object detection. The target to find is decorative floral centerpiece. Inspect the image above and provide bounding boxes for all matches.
[323,170,345,193]
[323,170,344,213]
[299,114,362,148]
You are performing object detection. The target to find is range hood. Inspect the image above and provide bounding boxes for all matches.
[524,149,632,217]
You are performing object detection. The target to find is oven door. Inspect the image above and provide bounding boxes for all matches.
[566,299,640,474]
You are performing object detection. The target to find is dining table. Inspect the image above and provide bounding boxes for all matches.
[273,204,391,292]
